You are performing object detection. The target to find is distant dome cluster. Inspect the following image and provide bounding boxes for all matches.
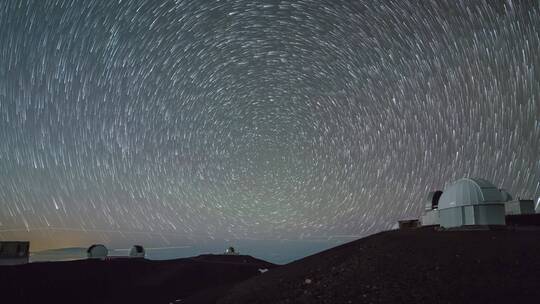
[87,244,146,260]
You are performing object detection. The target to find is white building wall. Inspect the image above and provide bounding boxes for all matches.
[421,209,439,226]
[439,204,505,228]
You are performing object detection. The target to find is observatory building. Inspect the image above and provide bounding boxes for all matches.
[0,241,30,266]
[503,191,536,215]
[224,246,239,255]
[87,244,108,260]
[437,178,507,228]
[420,177,538,229]
[129,245,145,258]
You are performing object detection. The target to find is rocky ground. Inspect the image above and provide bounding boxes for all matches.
[212,228,540,304]
[3,227,539,304]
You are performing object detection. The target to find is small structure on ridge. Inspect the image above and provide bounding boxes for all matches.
[504,193,535,215]
[87,244,108,260]
[129,245,145,258]
[224,246,239,255]
[398,219,420,229]
[0,241,30,265]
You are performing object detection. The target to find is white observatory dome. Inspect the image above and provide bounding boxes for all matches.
[129,245,145,258]
[225,246,239,255]
[87,244,108,260]
[438,178,505,210]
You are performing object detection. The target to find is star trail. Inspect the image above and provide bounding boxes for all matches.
[0,0,538,250]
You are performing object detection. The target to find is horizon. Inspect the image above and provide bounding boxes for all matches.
[27,233,356,264]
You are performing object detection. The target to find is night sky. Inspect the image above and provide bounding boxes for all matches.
[0,0,538,252]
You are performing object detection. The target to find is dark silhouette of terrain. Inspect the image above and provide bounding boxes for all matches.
[211,228,540,304]
[2,228,540,304]
[0,254,275,304]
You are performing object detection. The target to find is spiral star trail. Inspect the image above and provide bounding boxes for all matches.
[0,0,538,250]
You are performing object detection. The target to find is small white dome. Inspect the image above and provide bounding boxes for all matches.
[438,178,505,210]
[225,246,238,255]
[129,245,145,258]
[87,244,108,259]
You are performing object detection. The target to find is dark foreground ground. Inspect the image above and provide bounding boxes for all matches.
[210,228,540,304]
[0,254,275,304]
[2,228,540,304]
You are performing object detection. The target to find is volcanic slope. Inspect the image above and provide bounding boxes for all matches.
[215,228,540,304]
[0,254,275,304]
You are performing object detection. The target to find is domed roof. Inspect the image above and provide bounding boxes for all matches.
[129,245,145,258]
[438,178,505,210]
[87,244,108,259]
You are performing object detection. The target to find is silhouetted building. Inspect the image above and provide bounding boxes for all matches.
[500,190,535,215]
[505,199,535,215]
[398,219,420,229]
[0,241,30,265]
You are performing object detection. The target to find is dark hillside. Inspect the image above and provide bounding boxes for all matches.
[217,228,540,304]
[0,254,275,304]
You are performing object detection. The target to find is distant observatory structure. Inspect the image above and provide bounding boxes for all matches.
[416,177,539,229]
[224,246,239,255]
[129,245,145,258]
[0,241,30,265]
[87,244,108,260]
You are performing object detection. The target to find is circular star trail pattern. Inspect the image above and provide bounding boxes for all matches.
[0,1,538,244]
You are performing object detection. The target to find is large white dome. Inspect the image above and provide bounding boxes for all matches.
[438,178,505,210]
